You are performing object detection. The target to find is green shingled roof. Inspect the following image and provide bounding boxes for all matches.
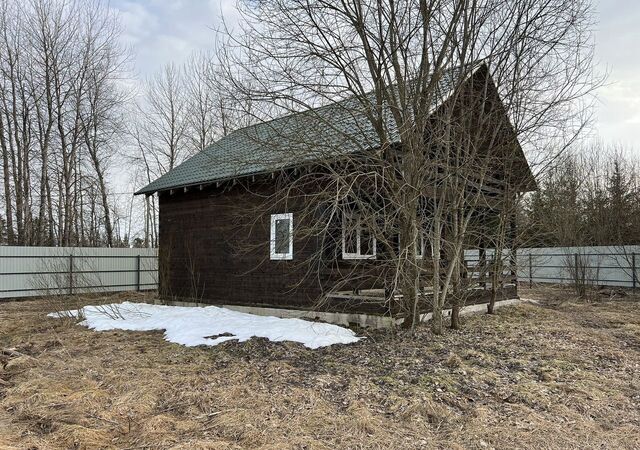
[135,67,469,196]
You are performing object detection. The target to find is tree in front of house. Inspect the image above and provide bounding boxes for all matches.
[205,0,599,333]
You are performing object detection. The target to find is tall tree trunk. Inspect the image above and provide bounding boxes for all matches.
[7,117,24,245]
[46,173,55,245]
[85,130,113,246]
[488,259,499,315]
[37,155,49,243]
[450,211,462,330]
[0,115,15,244]
[431,213,443,334]
[35,84,54,245]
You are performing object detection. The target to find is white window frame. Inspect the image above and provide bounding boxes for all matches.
[342,212,376,260]
[270,213,293,260]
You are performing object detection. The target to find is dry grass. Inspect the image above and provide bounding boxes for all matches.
[1,287,639,449]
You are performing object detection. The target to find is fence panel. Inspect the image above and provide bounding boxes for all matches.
[465,245,640,288]
[0,246,158,299]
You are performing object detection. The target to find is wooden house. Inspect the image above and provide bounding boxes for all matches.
[135,64,536,320]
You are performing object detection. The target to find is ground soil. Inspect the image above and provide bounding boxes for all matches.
[0,287,639,449]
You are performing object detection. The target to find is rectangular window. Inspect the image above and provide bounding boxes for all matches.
[270,213,293,260]
[342,212,376,260]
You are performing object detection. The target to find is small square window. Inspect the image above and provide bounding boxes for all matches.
[270,213,293,260]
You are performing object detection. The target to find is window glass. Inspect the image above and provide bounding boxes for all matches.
[360,228,374,256]
[344,215,358,254]
[424,238,432,258]
[274,218,290,254]
[398,232,426,259]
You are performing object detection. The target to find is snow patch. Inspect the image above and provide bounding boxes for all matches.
[48,302,361,349]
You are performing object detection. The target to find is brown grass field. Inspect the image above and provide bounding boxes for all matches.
[1,287,639,449]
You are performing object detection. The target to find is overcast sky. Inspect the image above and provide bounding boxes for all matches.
[111,0,640,154]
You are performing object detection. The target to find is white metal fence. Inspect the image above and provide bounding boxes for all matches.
[466,245,640,288]
[516,246,640,288]
[1,244,636,300]
[0,246,158,299]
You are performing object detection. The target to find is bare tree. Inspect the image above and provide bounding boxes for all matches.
[78,16,130,247]
[132,64,189,179]
[184,52,220,152]
[130,63,192,247]
[0,0,130,247]
[204,0,600,333]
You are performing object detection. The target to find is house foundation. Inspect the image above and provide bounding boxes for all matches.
[155,294,523,329]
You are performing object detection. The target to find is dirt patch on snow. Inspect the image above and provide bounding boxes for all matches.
[0,287,639,449]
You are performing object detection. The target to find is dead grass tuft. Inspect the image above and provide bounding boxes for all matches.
[444,352,463,368]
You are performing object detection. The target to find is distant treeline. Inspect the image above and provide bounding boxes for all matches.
[521,145,640,247]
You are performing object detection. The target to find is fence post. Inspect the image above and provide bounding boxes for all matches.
[136,254,141,292]
[529,253,533,288]
[633,253,637,292]
[68,254,73,295]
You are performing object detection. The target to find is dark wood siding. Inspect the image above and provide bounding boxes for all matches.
[159,181,336,310]
[158,176,518,315]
